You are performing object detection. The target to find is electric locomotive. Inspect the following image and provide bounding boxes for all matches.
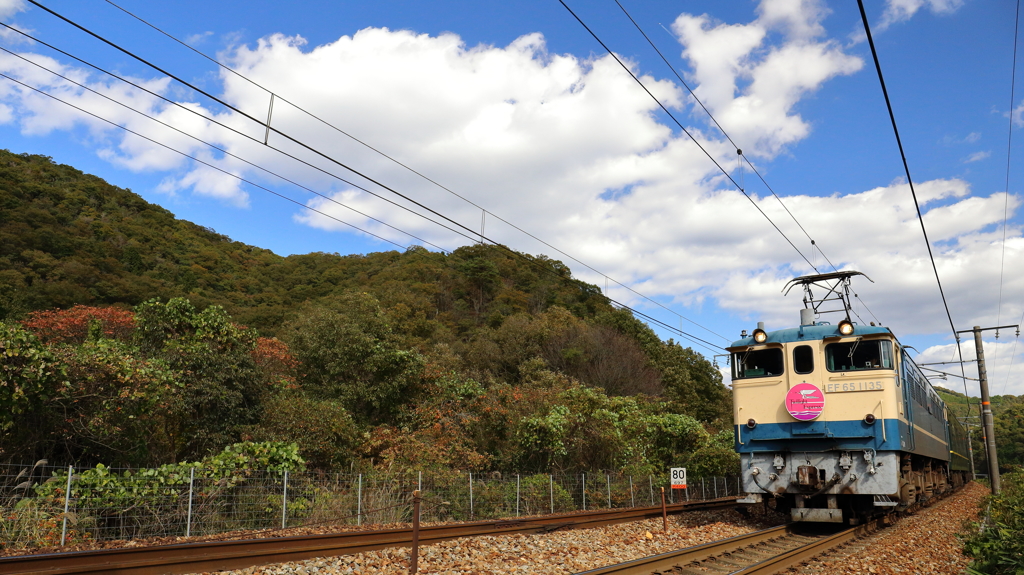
[731,271,971,524]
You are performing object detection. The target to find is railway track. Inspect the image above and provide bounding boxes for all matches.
[0,497,741,575]
[575,521,880,575]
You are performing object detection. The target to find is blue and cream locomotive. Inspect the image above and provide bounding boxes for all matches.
[731,272,971,524]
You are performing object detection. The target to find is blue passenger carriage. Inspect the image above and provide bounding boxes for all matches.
[731,272,971,524]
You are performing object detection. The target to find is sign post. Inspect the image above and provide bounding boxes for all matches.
[670,467,687,490]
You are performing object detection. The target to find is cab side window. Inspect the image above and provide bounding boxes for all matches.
[793,345,814,374]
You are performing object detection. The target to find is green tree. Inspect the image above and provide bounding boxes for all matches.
[134,298,264,461]
[283,292,424,426]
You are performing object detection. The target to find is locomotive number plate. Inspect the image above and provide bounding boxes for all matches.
[825,381,885,393]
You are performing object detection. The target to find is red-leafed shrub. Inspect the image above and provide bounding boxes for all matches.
[252,336,299,388]
[22,305,136,345]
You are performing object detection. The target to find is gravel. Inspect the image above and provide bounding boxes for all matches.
[191,506,781,574]
[798,482,987,575]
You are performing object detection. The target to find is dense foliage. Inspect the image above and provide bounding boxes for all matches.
[962,470,1024,574]
[0,150,734,476]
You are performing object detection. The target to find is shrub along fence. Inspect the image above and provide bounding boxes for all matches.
[0,462,740,549]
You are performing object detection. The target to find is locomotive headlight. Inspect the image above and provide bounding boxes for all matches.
[746,418,757,429]
[864,413,876,424]
[838,319,855,336]
[752,328,767,343]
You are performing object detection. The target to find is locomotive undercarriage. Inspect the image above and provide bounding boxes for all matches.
[739,450,967,524]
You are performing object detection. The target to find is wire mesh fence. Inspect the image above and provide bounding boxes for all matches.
[0,462,740,549]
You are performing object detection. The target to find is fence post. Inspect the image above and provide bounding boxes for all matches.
[582,473,586,511]
[186,467,195,537]
[469,473,474,520]
[410,490,421,574]
[670,484,674,504]
[606,475,611,508]
[357,473,363,526]
[418,470,422,492]
[60,465,73,546]
[685,480,689,502]
[281,470,289,529]
[549,474,554,515]
[649,475,654,506]
[516,474,521,517]
[702,477,706,500]
[629,476,635,508]
[714,476,718,499]
[660,487,667,531]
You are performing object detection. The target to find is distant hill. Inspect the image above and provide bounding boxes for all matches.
[0,149,607,339]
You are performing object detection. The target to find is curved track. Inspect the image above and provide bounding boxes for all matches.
[574,522,876,575]
[0,497,741,575]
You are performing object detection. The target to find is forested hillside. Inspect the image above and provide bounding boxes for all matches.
[0,150,734,475]
[937,386,1024,472]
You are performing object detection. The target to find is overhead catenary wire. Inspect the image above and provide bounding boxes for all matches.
[0,45,452,254]
[8,5,728,353]
[101,0,728,344]
[0,72,417,252]
[0,22,479,247]
[613,0,840,275]
[856,0,973,402]
[997,0,1022,395]
[557,0,820,276]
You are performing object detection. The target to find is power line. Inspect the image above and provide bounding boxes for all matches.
[557,0,824,280]
[610,0,893,327]
[997,0,1021,334]
[0,21,483,247]
[0,44,450,254]
[856,0,973,402]
[10,6,727,353]
[613,0,841,275]
[100,0,729,344]
[0,71,419,252]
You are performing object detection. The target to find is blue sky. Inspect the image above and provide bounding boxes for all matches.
[1,0,1022,394]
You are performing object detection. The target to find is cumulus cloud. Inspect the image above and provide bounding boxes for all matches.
[1013,100,1024,128]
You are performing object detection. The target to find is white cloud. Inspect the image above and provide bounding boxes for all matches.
[964,131,981,143]
[879,0,964,30]
[672,0,862,157]
[0,0,25,20]
[963,150,990,163]
[1013,100,1024,128]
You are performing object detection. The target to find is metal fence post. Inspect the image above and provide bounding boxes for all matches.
[281,470,289,529]
[629,476,635,508]
[582,473,586,511]
[714,476,718,499]
[418,470,422,492]
[516,474,521,517]
[186,467,195,537]
[60,465,73,546]
[649,475,654,505]
[357,473,363,526]
[702,477,706,500]
[685,480,689,502]
[549,474,554,514]
[606,474,611,508]
[469,473,474,520]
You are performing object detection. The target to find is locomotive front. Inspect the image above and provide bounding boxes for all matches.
[731,317,903,523]
[730,271,966,524]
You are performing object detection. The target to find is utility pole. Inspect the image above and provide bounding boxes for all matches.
[956,324,1019,494]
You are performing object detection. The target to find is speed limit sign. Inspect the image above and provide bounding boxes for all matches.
[670,468,687,489]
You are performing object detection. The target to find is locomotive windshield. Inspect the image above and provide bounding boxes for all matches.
[732,348,784,379]
[825,340,893,372]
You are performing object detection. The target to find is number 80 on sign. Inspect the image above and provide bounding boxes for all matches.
[670,467,687,489]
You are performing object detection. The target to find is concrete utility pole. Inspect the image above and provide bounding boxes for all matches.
[957,324,1019,495]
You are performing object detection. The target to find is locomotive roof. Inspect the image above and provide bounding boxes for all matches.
[729,323,893,347]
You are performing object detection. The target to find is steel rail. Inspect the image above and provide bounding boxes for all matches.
[732,522,870,575]
[573,524,793,575]
[0,497,742,575]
